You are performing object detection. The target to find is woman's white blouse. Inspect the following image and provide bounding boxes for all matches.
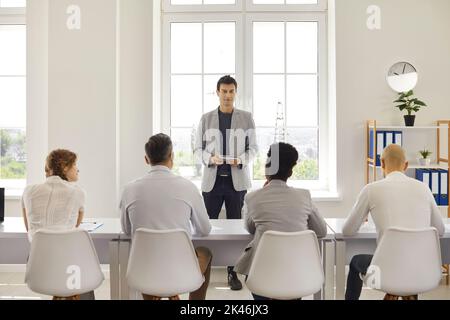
[22,176,85,242]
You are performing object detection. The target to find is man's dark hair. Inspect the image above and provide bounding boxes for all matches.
[217,75,238,92]
[266,143,299,181]
[145,133,173,165]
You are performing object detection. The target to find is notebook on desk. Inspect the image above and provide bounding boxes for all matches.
[80,222,103,232]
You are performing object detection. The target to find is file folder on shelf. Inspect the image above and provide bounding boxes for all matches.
[431,169,440,204]
[369,130,403,166]
[394,131,402,145]
[438,169,448,206]
[416,169,431,189]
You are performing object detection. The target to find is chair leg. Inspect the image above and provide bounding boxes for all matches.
[401,295,418,300]
[446,265,450,286]
[142,294,162,301]
[53,295,80,300]
[384,294,399,300]
[441,265,449,285]
[142,294,180,300]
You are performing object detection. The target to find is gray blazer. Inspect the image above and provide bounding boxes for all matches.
[194,108,258,193]
[234,180,328,276]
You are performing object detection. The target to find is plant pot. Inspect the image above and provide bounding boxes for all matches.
[418,158,431,166]
[404,115,416,127]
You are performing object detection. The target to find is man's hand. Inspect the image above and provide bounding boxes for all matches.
[210,155,224,166]
[228,158,242,167]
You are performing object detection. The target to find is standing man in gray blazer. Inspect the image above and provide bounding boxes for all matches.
[234,142,327,300]
[194,75,258,290]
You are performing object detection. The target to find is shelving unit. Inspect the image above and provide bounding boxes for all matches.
[366,119,450,217]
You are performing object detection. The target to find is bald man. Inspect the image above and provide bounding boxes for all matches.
[342,144,445,300]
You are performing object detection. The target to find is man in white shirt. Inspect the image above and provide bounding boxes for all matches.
[120,134,213,300]
[343,144,445,300]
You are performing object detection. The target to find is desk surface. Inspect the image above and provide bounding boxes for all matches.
[0,218,335,241]
[0,218,122,240]
[326,218,450,240]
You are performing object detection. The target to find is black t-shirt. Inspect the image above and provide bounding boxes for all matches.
[217,108,233,176]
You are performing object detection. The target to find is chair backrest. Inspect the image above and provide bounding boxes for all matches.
[25,229,104,297]
[246,230,324,300]
[126,228,204,297]
[364,227,442,296]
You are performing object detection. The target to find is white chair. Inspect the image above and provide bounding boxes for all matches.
[246,230,324,300]
[363,227,442,300]
[126,228,204,300]
[25,229,105,300]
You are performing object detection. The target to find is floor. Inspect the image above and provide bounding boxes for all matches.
[1,266,450,300]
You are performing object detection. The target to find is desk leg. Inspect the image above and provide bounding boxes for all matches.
[335,240,346,300]
[119,240,131,300]
[314,240,334,300]
[314,241,324,300]
[109,239,120,300]
[324,240,335,300]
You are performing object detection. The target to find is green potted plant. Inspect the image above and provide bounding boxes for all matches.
[418,149,432,166]
[394,90,427,126]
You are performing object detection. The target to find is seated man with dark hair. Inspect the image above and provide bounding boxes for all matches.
[120,133,213,300]
[234,142,327,300]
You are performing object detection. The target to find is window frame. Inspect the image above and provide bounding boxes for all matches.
[163,0,244,13]
[245,12,328,190]
[162,13,244,135]
[0,7,26,194]
[161,1,335,194]
[245,0,327,12]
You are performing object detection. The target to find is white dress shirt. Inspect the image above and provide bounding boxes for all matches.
[120,166,212,238]
[22,176,86,242]
[343,171,445,242]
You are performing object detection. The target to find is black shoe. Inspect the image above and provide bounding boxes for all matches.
[228,271,243,291]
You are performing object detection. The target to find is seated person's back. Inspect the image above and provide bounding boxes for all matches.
[22,149,85,242]
[120,166,211,237]
[120,134,212,300]
[343,145,444,241]
[342,144,445,300]
[235,143,327,279]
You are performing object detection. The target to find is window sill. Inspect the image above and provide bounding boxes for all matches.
[310,190,342,202]
[191,179,341,202]
[5,189,23,200]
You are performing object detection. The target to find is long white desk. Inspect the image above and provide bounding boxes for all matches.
[0,218,123,299]
[118,220,336,300]
[0,218,335,300]
[327,218,450,300]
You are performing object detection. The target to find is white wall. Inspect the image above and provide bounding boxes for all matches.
[47,0,118,217]
[325,0,450,217]
[6,0,449,218]
[118,0,154,190]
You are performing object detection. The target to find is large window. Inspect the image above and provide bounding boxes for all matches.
[162,0,330,191]
[0,2,26,191]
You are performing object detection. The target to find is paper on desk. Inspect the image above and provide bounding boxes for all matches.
[359,222,376,232]
[80,222,104,232]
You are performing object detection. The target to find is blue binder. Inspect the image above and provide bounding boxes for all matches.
[369,129,375,160]
[393,131,403,146]
[369,130,403,166]
[430,169,440,204]
[416,169,432,194]
[377,132,385,166]
[438,169,448,206]
[369,129,384,166]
